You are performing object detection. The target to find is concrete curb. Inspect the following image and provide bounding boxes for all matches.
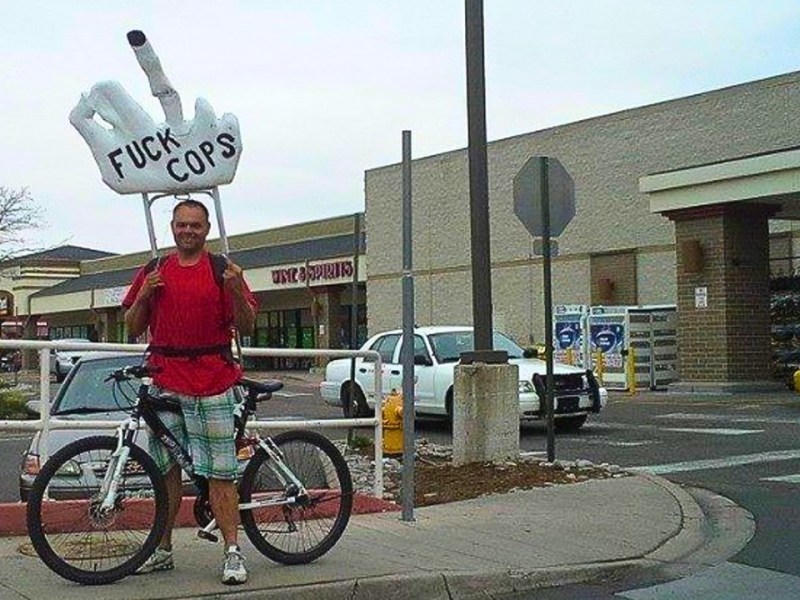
[211,473,711,600]
[289,473,711,600]
[634,472,707,564]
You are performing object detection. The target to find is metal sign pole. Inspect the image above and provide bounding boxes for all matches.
[141,192,159,258]
[210,186,230,256]
[540,157,556,463]
[400,130,416,522]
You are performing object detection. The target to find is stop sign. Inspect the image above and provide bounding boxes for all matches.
[513,156,575,237]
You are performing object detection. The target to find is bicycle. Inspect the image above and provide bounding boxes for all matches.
[25,364,354,585]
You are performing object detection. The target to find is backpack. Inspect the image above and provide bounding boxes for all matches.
[143,252,228,289]
[142,252,238,363]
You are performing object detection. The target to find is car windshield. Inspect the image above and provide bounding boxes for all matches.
[429,331,525,363]
[53,355,145,416]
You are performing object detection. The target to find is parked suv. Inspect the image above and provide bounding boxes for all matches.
[321,326,607,431]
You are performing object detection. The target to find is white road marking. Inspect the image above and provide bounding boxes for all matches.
[761,473,800,483]
[274,392,313,398]
[631,449,800,475]
[663,427,764,435]
[519,451,546,458]
[606,441,656,447]
[658,412,800,425]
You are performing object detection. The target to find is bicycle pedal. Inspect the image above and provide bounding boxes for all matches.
[197,530,219,543]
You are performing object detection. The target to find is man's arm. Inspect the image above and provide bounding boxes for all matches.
[124,269,163,338]
[223,259,256,335]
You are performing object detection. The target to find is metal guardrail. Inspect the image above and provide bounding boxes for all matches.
[0,340,385,497]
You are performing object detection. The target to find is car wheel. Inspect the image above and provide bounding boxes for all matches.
[342,385,370,418]
[554,415,587,432]
[445,389,454,425]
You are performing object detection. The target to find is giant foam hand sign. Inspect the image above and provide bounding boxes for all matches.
[69,30,242,195]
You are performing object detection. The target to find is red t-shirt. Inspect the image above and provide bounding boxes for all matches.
[122,252,258,396]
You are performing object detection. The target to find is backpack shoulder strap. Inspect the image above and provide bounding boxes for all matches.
[208,252,228,289]
[143,255,162,274]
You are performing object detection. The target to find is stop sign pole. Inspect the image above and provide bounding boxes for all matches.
[539,158,556,462]
[513,156,575,463]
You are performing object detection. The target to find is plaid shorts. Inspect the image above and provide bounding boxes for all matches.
[148,388,238,480]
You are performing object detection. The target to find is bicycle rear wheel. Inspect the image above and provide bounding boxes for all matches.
[26,435,168,585]
[239,430,353,564]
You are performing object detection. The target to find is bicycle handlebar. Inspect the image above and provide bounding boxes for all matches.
[104,364,159,383]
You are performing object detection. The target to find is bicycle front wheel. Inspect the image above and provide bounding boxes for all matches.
[239,430,353,564]
[26,436,168,585]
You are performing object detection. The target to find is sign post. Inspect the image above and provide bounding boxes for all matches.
[513,156,575,462]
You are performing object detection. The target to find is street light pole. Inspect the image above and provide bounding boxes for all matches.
[464,0,505,364]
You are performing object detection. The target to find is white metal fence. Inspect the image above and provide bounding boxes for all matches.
[0,340,385,497]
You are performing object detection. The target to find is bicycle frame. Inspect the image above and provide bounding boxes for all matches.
[97,377,312,538]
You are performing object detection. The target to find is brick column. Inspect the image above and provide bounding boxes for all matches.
[667,203,777,390]
[313,287,342,367]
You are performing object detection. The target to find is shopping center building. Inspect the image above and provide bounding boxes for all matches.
[4,70,800,386]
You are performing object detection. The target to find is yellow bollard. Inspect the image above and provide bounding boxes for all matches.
[793,370,800,393]
[382,389,404,456]
[627,349,637,395]
[594,349,605,385]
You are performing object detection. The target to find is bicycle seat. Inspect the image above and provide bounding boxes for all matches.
[237,377,284,398]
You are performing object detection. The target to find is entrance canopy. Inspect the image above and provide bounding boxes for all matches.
[640,146,800,217]
[638,146,800,390]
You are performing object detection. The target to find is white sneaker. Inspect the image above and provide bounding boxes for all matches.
[135,547,174,574]
[222,545,247,585]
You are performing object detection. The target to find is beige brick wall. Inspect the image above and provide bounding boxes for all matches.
[365,71,800,344]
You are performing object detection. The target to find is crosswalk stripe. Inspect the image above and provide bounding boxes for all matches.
[662,427,763,435]
[631,449,800,475]
[658,412,800,425]
[761,473,800,483]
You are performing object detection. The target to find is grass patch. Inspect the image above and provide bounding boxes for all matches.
[0,386,31,419]
[347,434,374,455]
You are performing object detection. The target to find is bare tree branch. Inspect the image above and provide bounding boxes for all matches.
[0,187,46,261]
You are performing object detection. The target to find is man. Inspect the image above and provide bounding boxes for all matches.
[122,199,257,585]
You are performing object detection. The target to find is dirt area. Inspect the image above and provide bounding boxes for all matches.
[377,440,627,507]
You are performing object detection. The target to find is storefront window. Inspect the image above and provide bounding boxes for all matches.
[50,325,96,341]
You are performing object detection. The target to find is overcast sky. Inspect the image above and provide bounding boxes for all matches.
[2,1,799,255]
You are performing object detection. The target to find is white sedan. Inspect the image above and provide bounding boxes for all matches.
[320,326,607,431]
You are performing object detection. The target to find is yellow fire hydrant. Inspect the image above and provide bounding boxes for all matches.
[382,389,404,456]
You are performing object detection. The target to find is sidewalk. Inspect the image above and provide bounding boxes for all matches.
[0,473,715,600]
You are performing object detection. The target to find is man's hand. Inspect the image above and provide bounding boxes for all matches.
[222,258,247,295]
[125,267,163,339]
[69,31,242,195]
[137,268,165,302]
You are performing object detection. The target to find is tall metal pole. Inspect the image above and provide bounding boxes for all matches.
[210,187,230,255]
[141,193,159,258]
[400,130,416,522]
[540,157,556,462]
[347,213,361,442]
[464,0,495,354]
